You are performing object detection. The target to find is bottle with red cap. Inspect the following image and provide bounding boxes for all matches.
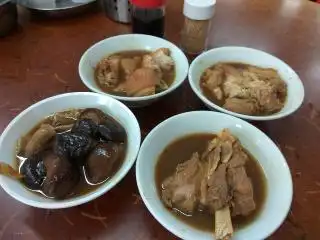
[130,0,166,38]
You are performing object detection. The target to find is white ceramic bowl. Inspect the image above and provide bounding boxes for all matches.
[79,34,189,108]
[0,92,141,209]
[189,46,305,121]
[136,111,292,240]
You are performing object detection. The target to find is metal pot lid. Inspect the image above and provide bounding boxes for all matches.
[16,0,96,11]
[0,0,11,7]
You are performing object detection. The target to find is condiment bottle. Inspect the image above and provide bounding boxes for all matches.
[130,0,166,38]
[180,0,216,56]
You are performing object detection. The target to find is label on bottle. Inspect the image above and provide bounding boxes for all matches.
[130,0,165,8]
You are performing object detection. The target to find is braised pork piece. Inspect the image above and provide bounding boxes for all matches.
[156,130,266,239]
[14,108,127,199]
[200,63,287,116]
[95,48,175,97]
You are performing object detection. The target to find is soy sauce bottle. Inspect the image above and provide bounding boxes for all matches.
[130,0,166,38]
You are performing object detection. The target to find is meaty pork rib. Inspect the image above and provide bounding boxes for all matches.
[161,152,204,214]
[161,129,256,240]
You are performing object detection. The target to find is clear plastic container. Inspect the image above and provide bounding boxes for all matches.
[130,0,166,38]
[180,0,216,55]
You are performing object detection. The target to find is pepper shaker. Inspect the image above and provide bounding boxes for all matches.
[180,0,216,55]
[130,0,166,38]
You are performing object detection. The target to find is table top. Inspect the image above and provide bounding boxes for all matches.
[0,0,319,239]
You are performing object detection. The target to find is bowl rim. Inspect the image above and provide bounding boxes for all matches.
[136,111,293,240]
[188,46,305,121]
[0,92,141,209]
[79,34,189,102]
[0,0,11,6]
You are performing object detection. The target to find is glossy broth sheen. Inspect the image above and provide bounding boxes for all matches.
[16,113,127,199]
[95,50,176,96]
[155,133,267,231]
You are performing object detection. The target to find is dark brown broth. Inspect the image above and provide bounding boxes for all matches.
[95,50,175,96]
[155,133,267,232]
[16,110,127,199]
[200,62,287,116]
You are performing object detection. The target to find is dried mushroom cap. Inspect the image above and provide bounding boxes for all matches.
[84,142,121,184]
[20,155,46,190]
[97,121,126,143]
[54,132,94,166]
[79,108,106,125]
[42,152,79,199]
[72,119,98,136]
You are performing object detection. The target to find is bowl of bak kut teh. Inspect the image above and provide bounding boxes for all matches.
[188,46,305,121]
[136,111,293,240]
[79,34,189,108]
[0,92,141,209]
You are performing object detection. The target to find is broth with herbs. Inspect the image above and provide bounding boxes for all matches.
[15,108,127,199]
[94,48,175,97]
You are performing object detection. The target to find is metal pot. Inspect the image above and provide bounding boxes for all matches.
[17,0,97,18]
[101,0,131,24]
[0,0,17,37]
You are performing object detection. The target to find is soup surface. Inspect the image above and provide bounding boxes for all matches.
[16,108,127,199]
[200,62,287,116]
[156,133,267,232]
[94,48,176,97]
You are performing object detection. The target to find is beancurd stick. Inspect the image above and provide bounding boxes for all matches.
[215,206,233,240]
[0,162,23,179]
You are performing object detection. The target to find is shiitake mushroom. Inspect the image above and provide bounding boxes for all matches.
[79,109,106,125]
[54,132,94,166]
[72,119,98,136]
[19,151,80,199]
[20,155,46,190]
[97,120,126,143]
[72,117,126,143]
[42,152,79,199]
[84,142,121,184]
[17,108,127,200]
